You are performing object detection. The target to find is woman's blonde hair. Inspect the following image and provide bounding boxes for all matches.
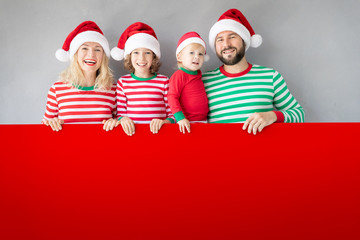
[60,52,114,90]
[123,51,161,74]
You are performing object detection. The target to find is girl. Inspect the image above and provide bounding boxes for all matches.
[168,32,209,134]
[42,21,117,131]
[111,22,174,136]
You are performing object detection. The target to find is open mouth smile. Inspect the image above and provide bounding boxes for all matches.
[136,63,148,67]
[84,59,97,66]
[222,48,236,55]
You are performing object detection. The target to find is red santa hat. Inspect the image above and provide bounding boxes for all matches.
[176,32,210,62]
[111,22,161,61]
[209,9,262,53]
[55,21,110,62]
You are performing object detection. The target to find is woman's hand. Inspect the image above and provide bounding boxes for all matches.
[102,118,118,131]
[43,118,64,131]
[119,117,135,136]
[177,119,190,134]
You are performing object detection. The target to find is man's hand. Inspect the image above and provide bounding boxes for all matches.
[243,111,277,135]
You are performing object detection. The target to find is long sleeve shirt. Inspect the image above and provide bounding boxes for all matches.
[43,81,117,124]
[202,64,305,123]
[116,73,175,123]
[168,68,209,122]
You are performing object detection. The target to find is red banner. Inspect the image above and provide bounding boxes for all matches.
[0,123,359,240]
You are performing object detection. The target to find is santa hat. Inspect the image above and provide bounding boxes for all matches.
[209,9,262,53]
[111,22,161,61]
[176,32,210,62]
[55,21,110,62]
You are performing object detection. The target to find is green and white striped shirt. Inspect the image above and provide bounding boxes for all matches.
[202,64,304,123]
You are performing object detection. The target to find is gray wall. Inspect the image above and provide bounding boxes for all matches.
[1,0,359,123]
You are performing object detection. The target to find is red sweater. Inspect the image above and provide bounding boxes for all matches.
[168,68,209,122]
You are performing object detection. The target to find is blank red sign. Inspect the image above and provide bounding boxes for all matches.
[0,123,359,240]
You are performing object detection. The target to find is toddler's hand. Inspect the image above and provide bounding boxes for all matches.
[178,119,190,134]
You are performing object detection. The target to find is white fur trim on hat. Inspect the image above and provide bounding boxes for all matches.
[123,33,161,59]
[209,19,251,53]
[176,37,209,62]
[176,37,206,55]
[68,31,110,61]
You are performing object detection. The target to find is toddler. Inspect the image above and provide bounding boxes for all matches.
[168,32,209,133]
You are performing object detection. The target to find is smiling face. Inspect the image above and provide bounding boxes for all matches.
[76,42,104,74]
[130,48,154,77]
[177,43,205,72]
[215,31,245,66]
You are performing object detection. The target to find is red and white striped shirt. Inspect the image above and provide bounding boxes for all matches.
[42,81,117,124]
[116,73,175,123]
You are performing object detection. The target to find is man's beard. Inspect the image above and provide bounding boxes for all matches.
[216,44,245,66]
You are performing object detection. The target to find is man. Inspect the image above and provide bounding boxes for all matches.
[203,9,304,134]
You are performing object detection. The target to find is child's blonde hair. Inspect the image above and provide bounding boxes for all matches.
[60,53,114,90]
[123,51,161,74]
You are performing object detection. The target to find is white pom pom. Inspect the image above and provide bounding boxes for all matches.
[110,47,124,61]
[204,54,210,62]
[55,49,70,62]
[250,34,263,48]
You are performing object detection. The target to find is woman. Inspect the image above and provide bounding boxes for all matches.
[42,21,117,131]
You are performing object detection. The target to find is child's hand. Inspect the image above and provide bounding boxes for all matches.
[150,119,167,134]
[102,118,118,131]
[43,117,64,131]
[178,119,191,134]
[119,117,135,136]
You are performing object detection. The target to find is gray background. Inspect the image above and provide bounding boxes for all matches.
[1,0,359,123]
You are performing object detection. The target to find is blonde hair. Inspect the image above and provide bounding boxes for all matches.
[123,51,161,74]
[60,53,114,90]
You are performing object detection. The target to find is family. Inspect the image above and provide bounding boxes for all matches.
[42,8,305,135]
